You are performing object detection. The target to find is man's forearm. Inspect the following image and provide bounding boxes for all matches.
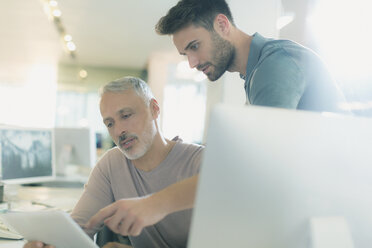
[86,174,200,236]
[149,174,199,215]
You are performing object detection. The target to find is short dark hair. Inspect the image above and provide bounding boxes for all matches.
[155,0,235,35]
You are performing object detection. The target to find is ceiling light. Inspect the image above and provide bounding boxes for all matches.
[40,0,77,59]
[66,41,76,51]
[64,34,72,42]
[52,9,61,17]
[49,0,58,7]
[79,69,88,79]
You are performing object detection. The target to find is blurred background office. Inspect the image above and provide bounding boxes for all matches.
[0,0,371,154]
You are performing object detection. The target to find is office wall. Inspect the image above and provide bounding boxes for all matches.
[221,0,280,106]
[57,63,144,93]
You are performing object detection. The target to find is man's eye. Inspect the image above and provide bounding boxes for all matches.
[122,113,132,119]
[106,123,113,128]
[190,43,199,50]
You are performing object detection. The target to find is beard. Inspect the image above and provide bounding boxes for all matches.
[200,31,235,81]
[117,121,157,160]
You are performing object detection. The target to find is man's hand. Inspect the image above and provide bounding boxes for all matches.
[86,196,168,236]
[87,175,198,237]
[23,241,55,248]
[102,242,132,248]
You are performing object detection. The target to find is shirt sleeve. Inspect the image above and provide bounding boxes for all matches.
[189,145,203,174]
[70,153,115,238]
[249,50,306,109]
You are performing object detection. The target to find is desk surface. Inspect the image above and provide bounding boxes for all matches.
[0,239,24,247]
[9,185,83,212]
[0,185,84,248]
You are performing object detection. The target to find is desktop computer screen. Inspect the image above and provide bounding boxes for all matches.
[188,105,372,248]
[0,125,55,184]
[53,127,96,176]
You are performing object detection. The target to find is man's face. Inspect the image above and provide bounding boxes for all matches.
[173,25,235,81]
[100,90,156,160]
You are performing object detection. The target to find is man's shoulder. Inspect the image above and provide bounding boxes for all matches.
[254,38,308,76]
[260,38,314,65]
[170,140,204,161]
[175,140,204,152]
[96,147,127,168]
[101,146,123,158]
[166,140,204,172]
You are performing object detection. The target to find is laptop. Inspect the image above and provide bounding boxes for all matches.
[188,104,372,248]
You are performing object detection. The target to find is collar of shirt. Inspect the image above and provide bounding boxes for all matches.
[239,32,267,80]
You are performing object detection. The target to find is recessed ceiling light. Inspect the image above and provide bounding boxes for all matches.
[66,41,76,51]
[52,9,61,17]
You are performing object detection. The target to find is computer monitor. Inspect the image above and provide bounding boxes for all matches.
[188,105,372,248]
[53,127,96,176]
[0,125,55,184]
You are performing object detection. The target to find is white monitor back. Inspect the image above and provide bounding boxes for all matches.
[53,127,96,175]
[188,105,372,248]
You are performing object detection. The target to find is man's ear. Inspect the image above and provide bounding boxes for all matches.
[213,14,231,37]
[150,98,160,119]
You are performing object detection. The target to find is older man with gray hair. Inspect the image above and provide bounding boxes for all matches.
[24,76,203,248]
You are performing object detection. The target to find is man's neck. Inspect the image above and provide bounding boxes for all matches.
[228,29,252,76]
[131,134,176,172]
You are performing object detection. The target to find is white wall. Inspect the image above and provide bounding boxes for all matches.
[147,50,183,128]
[0,64,57,128]
[219,0,280,106]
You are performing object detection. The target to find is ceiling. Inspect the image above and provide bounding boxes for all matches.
[0,0,308,84]
[0,0,178,83]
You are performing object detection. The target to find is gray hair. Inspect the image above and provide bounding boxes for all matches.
[100,76,154,106]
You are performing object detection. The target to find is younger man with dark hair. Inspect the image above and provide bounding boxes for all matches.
[156,0,350,113]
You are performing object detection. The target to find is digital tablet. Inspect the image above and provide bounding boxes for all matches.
[0,211,98,248]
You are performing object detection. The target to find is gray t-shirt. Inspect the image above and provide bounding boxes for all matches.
[71,138,203,248]
[242,33,350,114]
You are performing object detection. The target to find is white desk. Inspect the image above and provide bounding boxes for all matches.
[0,185,84,248]
[0,240,24,247]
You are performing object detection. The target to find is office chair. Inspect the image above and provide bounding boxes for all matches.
[95,225,131,247]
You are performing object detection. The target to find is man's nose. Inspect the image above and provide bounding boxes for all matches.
[114,123,127,141]
[187,54,199,69]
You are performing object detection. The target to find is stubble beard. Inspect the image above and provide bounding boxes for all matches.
[206,31,236,81]
[118,122,157,160]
